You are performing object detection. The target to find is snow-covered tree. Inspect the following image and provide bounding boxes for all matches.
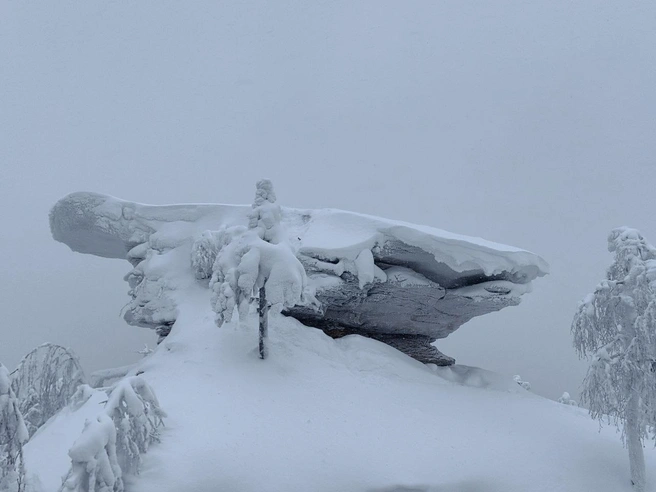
[210,179,313,358]
[0,364,28,492]
[106,377,166,475]
[191,230,221,280]
[513,374,531,391]
[558,392,578,406]
[248,179,283,243]
[59,414,122,492]
[11,344,86,437]
[59,376,166,492]
[572,227,656,491]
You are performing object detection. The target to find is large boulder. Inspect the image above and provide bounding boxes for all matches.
[50,192,548,365]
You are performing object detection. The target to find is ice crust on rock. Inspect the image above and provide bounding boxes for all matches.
[50,192,548,364]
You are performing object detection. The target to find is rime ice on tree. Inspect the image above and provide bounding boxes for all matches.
[207,179,312,358]
[10,344,86,437]
[572,227,656,492]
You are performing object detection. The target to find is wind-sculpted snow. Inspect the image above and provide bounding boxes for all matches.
[50,192,548,364]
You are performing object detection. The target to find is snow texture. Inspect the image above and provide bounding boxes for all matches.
[89,365,136,389]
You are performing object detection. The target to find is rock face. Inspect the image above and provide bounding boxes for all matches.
[50,192,549,365]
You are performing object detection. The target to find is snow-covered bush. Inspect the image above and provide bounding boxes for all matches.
[210,180,315,358]
[558,392,578,406]
[0,364,28,492]
[59,414,122,492]
[59,376,166,492]
[191,230,221,280]
[513,375,531,391]
[11,344,86,437]
[106,377,166,474]
[209,225,250,326]
[572,227,656,491]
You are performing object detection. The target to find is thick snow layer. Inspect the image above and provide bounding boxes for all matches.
[298,208,549,281]
[50,192,548,281]
[24,288,656,492]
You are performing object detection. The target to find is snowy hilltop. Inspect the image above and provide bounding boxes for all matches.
[19,299,656,492]
[4,182,656,492]
[49,184,548,365]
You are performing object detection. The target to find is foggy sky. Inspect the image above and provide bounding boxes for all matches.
[1,1,655,400]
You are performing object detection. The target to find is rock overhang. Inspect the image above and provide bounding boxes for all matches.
[50,192,549,365]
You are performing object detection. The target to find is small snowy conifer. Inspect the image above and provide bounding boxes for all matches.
[572,227,656,491]
[210,180,312,358]
[0,364,28,492]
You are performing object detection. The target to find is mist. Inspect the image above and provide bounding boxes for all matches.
[1,1,655,400]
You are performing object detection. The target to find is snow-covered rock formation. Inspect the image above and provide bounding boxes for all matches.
[50,191,548,365]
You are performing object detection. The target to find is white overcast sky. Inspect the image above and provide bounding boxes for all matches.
[1,1,655,400]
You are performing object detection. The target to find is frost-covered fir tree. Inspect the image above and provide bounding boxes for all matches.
[210,179,312,358]
[572,227,656,491]
[0,364,28,492]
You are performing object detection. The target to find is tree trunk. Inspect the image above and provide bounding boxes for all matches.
[258,286,269,359]
[626,392,646,491]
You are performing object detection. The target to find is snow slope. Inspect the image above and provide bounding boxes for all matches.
[24,286,656,492]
